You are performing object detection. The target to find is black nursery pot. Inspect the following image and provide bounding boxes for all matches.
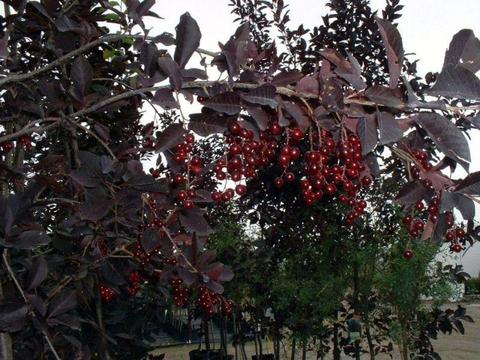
[252,355,275,360]
[189,350,233,360]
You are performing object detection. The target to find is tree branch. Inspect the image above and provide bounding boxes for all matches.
[2,249,61,360]
[1,80,475,144]
[0,35,218,88]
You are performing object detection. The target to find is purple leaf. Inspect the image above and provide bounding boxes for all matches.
[153,32,176,46]
[433,213,448,244]
[440,192,475,220]
[395,181,432,205]
[220,24,250,78]
[357,116,377,155]
[156,123,186,153]
[240,84,278,108]
[0,303,29,332]
[177,268,197,285]
[48,290,77,318]
[157,55,183,90]
[377,111,404,145]
[443,29,480,73]
[71,56,93,100]
[26,256,48,291]
[376,17,404,88]
[142,228,162,253]
[271,71,303,86]
[174,12,201,69]
[282,101,310,131]
[140,42,158,76]
[427,65,480,101]
[152,88,179,109]
[12,230,50,250]
[246,105,271,131]
[365,85,404,108]
[204,92,242,115]
[320,77,343,110]
[416,113,470,171]
[179,208,212,236]
[320,49,366,90]
[188,112,227,136]
[296,75,319,95]
[79,189,111,221]
[455,171,480,195]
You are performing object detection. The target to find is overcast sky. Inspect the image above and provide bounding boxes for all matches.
[148,1,480,276]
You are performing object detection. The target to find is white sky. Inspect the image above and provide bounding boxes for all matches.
[150,0,480,276]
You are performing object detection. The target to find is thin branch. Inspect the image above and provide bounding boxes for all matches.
[2,249,62,360]
[69,120,117,159]
[1,80,477,144]
[0,35,218,88]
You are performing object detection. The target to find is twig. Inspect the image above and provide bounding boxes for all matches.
[1,80,477,144]
[2,249,62,360]
[0,35,217,88]
[69,120,116,159]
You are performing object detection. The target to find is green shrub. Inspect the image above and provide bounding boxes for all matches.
[466,278,480,294]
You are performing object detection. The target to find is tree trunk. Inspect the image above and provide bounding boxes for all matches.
[333,323,341,360]
[364,318,376,360]
[290,338,296,360]
[0,280,13,360]
[302,341,307,360]
[258,330,263,358]
[204,319,211,351]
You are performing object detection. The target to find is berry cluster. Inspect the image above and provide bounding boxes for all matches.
[172,278,190,307]
[0,135,31,153]
[132,241,152,266]
[402,193,466,253]
[197,286,220,316]
[223,299,234,316]
[177,189,196,209]
[99,283,115,302]
[127,271,143,297]
[208,121,372,220]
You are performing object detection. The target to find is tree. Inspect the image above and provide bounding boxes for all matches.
[1,0,480,359]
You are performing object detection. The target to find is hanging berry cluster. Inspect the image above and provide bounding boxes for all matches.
[0,135,32,153]
[171,278,190,307]
[99,283,115,302]
[207,120,372,223]
[196,286,220,317]
[127,271,144,297]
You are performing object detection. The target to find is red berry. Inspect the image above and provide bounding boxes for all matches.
[229,121,241,134]
[325,183,337,196]
[451,243,462,253]
[178,190,188,201]
[212,191,222,203]
[285,172,295,183]
[361,176,372,187]
[290,128,304,141]
[403,249,414,260]
[415,201,425,212]
[1,142,13,152]
[183,199,194,209]
[274,177,284,188]
[455,228,466,238]
[270,122,283,135]
[235,184,247,196]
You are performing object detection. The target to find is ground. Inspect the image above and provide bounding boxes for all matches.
[154,303,480,359]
